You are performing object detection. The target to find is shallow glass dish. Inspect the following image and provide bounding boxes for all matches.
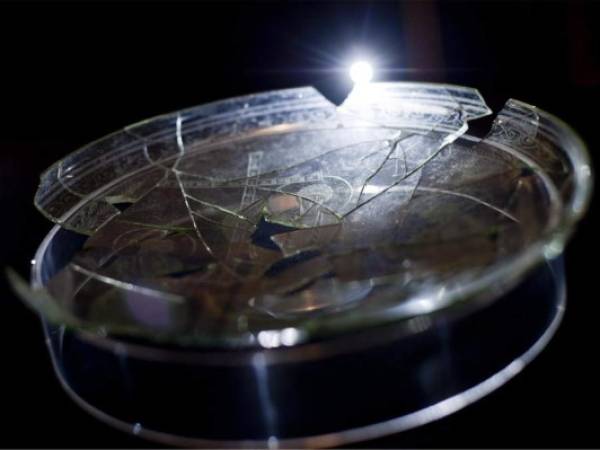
[15,83,592,447]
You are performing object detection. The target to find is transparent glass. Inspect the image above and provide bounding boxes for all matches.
[13,82,592,447]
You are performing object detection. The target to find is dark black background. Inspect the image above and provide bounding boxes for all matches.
[0,1,598,447]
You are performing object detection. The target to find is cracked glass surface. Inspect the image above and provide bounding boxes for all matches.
[15,82,587,348]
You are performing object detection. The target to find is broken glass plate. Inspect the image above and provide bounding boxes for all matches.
[11,82,592,447]
[19,82,591,348]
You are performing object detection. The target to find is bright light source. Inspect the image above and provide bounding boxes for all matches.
[349,61,374,84]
